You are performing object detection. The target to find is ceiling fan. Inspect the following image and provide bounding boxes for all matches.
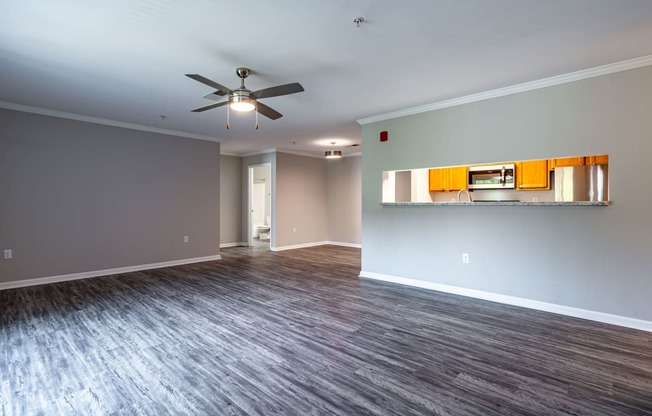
[186,67,304,127]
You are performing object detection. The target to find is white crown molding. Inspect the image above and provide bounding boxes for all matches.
[357,54,652,125]
[0,101,223,142]
[343,152,362,158]
[240,148,278,158]
[0,255,222,291]
[239,147,360,159]
[277,149,325,159]
[220,151,242,157]
[278,148,362,159]
[359,271,652,333]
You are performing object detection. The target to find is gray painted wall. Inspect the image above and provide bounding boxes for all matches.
[220,155,242,245]
[327,156,361,245]
[0,109,220,283]
[361,66,652,321]
[275,152,328,248]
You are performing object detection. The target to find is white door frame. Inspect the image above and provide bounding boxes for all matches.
[247,163,272,247]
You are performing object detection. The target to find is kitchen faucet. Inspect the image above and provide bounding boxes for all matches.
[457,188,473,203]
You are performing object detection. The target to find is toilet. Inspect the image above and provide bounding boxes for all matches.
[257,216,271,240]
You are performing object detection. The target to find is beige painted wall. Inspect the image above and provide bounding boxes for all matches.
[220,155,242,245]
[275,152,328,248]
[0,109,220,283]
[327,156,361,245]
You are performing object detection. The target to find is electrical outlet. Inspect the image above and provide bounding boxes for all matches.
[532,196,539,202]
[462,253,470,264]
[292,227,297,233]
[4,249,12,260]
[183,236,189,243]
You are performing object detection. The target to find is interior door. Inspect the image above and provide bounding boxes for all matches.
[252,182,265,237]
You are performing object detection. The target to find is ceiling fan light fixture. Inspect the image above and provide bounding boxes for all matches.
[230,101,255,112]
[325,141,342,158]
[230,93,255,112]
[187,67,303,125]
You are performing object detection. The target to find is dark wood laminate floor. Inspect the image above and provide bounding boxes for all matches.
[2,245,652,415]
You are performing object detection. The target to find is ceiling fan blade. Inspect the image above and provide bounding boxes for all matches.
[191,101,229,113]
[255,101,283,120]
[186,74,232,94]
[254,82,304,99]
[203,91,227,101]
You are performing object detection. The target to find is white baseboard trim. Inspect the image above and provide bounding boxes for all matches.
[271,241,361,252]
[0,255,222,291]
[271,241,329,252]
[326,241,362,249]
[359,271,652,333]
[220,242,247,248]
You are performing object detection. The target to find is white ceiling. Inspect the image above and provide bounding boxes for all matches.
[2,1,652,156]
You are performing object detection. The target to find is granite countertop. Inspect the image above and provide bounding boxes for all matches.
[381,201,609,206]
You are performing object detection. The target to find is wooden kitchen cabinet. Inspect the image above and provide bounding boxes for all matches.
[429,166,468,192]
[449,166,468,191]
[553,157,586,167]
[549,155,608,170]
[516,159,549,190]
[428,168,447,192]
[588,154,609,165]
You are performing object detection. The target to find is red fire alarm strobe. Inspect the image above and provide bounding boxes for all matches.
[380,131,388,142]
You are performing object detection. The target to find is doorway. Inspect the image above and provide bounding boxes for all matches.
[248,163,272,248]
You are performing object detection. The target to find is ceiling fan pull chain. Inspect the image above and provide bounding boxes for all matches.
[226,105,230,129]
[255,103,259,130]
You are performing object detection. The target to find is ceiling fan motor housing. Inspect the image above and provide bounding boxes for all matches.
[236,67,251,79]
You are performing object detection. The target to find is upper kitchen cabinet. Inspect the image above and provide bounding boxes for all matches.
[552,156,586,168]
[429,166,467,192]
[428,168,447,192]
[449,166,468,191]
[549,155,609,170]
[516,159,549,190]
[588,154,609,165]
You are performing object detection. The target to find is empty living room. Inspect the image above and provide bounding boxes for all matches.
[2,1,652,415]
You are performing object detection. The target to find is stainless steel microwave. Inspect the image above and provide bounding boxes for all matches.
[467,164,515,190]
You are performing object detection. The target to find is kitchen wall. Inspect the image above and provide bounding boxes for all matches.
[327,155,361,245]
[361,65,652,323]
[220,154,242,246]
[0,109,221,284]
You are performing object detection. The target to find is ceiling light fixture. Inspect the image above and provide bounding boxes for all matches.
[230,90,255,112]
[353,17,365,27]
[325,141,342,159]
